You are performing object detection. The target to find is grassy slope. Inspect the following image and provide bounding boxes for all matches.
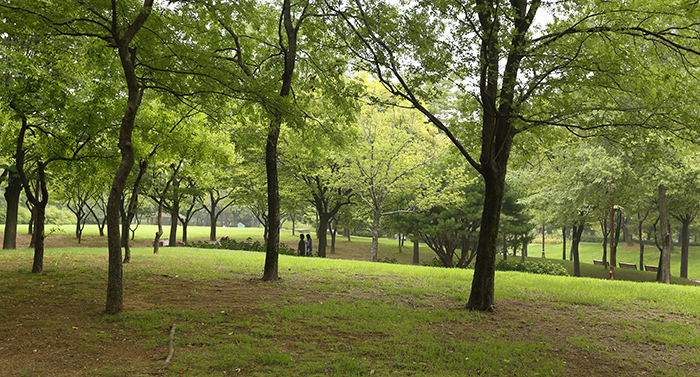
[8,223,700,281]
[2,246,700,376]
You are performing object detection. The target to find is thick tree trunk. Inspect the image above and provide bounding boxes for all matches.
[262,125,281,281]
[208,193,218,241]
[571,224,584,277]
[656,184,671,284]
[2,168,21,250]
[466,161,508,311]
[32,204,46,273]
[317,213,330,258]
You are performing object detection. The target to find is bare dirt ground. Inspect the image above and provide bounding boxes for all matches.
[2,233,700,376]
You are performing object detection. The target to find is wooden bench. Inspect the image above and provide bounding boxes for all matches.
[645,265,658,272]
[593,259,608,267]
[619,262,637,270]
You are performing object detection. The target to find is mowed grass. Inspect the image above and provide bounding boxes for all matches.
[2,242,700,376]
[9,223,700,281]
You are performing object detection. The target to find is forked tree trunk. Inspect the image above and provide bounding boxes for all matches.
[571,224,584,277]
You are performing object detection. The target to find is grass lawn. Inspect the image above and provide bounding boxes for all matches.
[2,244,700,376]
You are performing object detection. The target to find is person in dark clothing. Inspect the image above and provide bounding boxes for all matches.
[306,233,313,256]
[297,234,306,256]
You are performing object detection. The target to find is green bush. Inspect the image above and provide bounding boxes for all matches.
[495,259,569,276]
[188,237,297,256]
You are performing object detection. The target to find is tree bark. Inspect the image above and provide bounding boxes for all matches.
[262,124,281,281]
[562,226,567,260]
[413,238,420,265]
[466,159,509,311]
[168,176,180,246]
[571,224,584,277]
[262,0,297,280]
[370,209,381,262]
[15,118,49,274]
[106,0,154,314]
[2,167,22,250]
[638,211,648,271]
[656,184,671,284]
[679,216,692,279]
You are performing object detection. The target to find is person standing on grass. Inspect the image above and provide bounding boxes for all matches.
[306,233,313,256]
[298,234,306,256]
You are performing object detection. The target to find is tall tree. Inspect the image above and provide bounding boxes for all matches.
[329,0,700,310]
[335,101,443,262]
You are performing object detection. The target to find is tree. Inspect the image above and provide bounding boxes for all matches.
[330,0,700,310]
[335,101,443,262]
[387,175,483,268]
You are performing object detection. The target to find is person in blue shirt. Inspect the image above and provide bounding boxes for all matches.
[306,234,313,256]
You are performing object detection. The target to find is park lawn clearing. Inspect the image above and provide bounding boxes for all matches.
[2,247,700,376]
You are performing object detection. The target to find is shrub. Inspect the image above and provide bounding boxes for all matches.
[495,259,569,276]
[188,237,298,256]
[377,257,398,264]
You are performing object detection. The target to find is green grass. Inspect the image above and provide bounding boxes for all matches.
[533,240,700,281]
[3,246,700,376]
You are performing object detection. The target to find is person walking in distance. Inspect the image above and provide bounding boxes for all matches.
[297,234,306,256]
[306,233,313,256]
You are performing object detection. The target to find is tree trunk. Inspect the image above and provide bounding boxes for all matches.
[571,224,584,277]
[329,218,337,254]
[15,118,49,273]
[317,213,331,258]
[208,192,218,241]
[2,168,21,249]
[680,216,691,279]
[622,217,633,246]
[413,237,420,265]
[32,202,46,274]
[106,2,152,312]
[262,124,281,281]
[466,159,509,311]
[168,177,180,246]
[638,212,647,271]
[562,226,567,260]
[370,209,381,262]
[656,184,671,284]
[600,218,609,269]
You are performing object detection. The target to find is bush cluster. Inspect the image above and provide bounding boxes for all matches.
[188,237,297,256]
[495,259,569,276]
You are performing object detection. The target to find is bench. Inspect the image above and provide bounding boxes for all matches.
[619,262,637,269]
[593,259,608,267]
[645,265,658,272]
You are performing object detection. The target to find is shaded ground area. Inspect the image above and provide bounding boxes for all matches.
[2,256,699,376]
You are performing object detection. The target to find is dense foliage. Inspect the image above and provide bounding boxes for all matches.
[495,259,569,277]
